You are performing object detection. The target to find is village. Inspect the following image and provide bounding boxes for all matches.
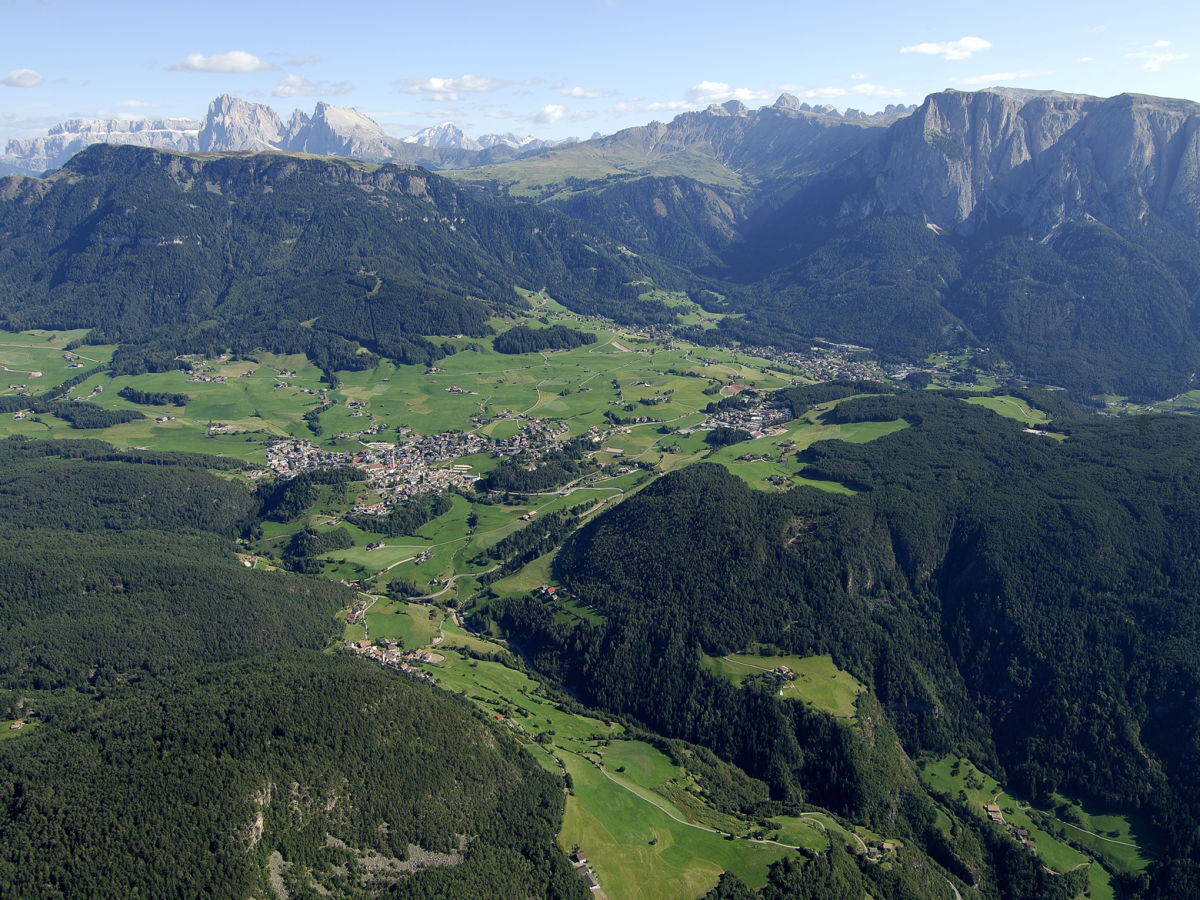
[264,412,577,508]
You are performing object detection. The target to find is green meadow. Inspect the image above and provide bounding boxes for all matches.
[964,394,1051,426]
[0,315,956,899]
[702,653,867,719]
[917,755,1157,899]
[697,403,906,493]
[0,329,111,392]
[418,647,797,899]
[362,598,443,647]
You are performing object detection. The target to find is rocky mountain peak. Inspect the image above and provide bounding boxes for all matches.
[283,102,400,159]
[403,122,481,151]
[198,94,284,152]
[705,100,750,117]
[838,87,1200,238]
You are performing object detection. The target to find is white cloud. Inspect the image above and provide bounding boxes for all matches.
[607,98,695,121]
[850,72,868,80]
[640,100,695,112]
[530,104,565,124]
[286,54,322,66]
[1128,41,1188,71]
[168,51,275,73]
[118,99,153,108]
[685,81,772,104]
[782,82,908,100]
[846,82,907,97]
[954,70,1039,86]
[394,74,508,101]
[3,68,44,88]
[273,74,354,98]
[1079,57,1095,63]
[900,36,992,61]
[561,86,609,99]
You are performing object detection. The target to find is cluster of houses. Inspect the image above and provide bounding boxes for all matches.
[570,851,601,891]
[740,341,886,383]
[703,395,793,438]
[344,638,439,684]
[265,413,577,509]
[983,803,1037,852]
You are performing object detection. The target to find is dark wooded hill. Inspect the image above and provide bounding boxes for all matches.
[0,145,688,376]
[487,393,1200,895]
[0,436,587,898]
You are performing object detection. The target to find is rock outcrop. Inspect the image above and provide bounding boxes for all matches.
[197,95,285,152]
[836,88,1200,238]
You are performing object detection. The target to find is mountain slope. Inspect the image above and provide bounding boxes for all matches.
[454,95,908,200]
[0,145,687,372]
[0,652,587,899]
[490,393,1200,891]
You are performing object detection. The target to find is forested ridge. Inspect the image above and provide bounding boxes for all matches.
[484,393,1200,896]
[0,146,688,377]
[0,436,587,897]
[0,653,587,899]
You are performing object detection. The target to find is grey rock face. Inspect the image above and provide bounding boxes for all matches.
[404,122,481,151]
[2,117,201,174]
[198,94,285,152]
[843,88,1200,238]
[286,102,404,159]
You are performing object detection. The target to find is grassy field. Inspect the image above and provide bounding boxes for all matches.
[916,754,1155,899]
[1044,793,1158,876]
[0,719,39,741]
[700,410,907,493]
[919,756,1089,873]
[964,395,1051,426]
[446,148,748,200]
[362,599,443,647]
[411,647,803,898]
[559,753,790,899]
[702,653,867,719]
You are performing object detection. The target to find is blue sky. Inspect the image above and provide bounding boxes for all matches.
[2,0,1197,145]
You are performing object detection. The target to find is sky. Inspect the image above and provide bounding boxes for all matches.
[2,0,1198,146]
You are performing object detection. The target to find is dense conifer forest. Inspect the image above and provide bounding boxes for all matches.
[0,436,588,897]
[484,393,1200,894]
[0,654,587,898]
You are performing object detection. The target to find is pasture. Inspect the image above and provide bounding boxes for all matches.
[701,411,907,493]
[702,653,867,719]
[417,648,798,899]
[964,394,1051,426]
[916,754,1154,898]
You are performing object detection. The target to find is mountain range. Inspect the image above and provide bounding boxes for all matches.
[472,87,1200,398]
[6,84,1200,897]
[0,94,577,176]
[3,85,1200,399]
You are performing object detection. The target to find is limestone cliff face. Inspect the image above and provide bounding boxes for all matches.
[840,88,1200,239]
[2,117,202,174]
[197,95,285,152]
[282,102,403,159]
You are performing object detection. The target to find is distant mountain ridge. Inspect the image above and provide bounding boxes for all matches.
[3,115,204,175]
[465,86,1200,398]
[4,85,1200,398]
[0,95,574,175]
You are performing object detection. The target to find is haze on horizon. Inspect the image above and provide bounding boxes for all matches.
[2,0,1197,147]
